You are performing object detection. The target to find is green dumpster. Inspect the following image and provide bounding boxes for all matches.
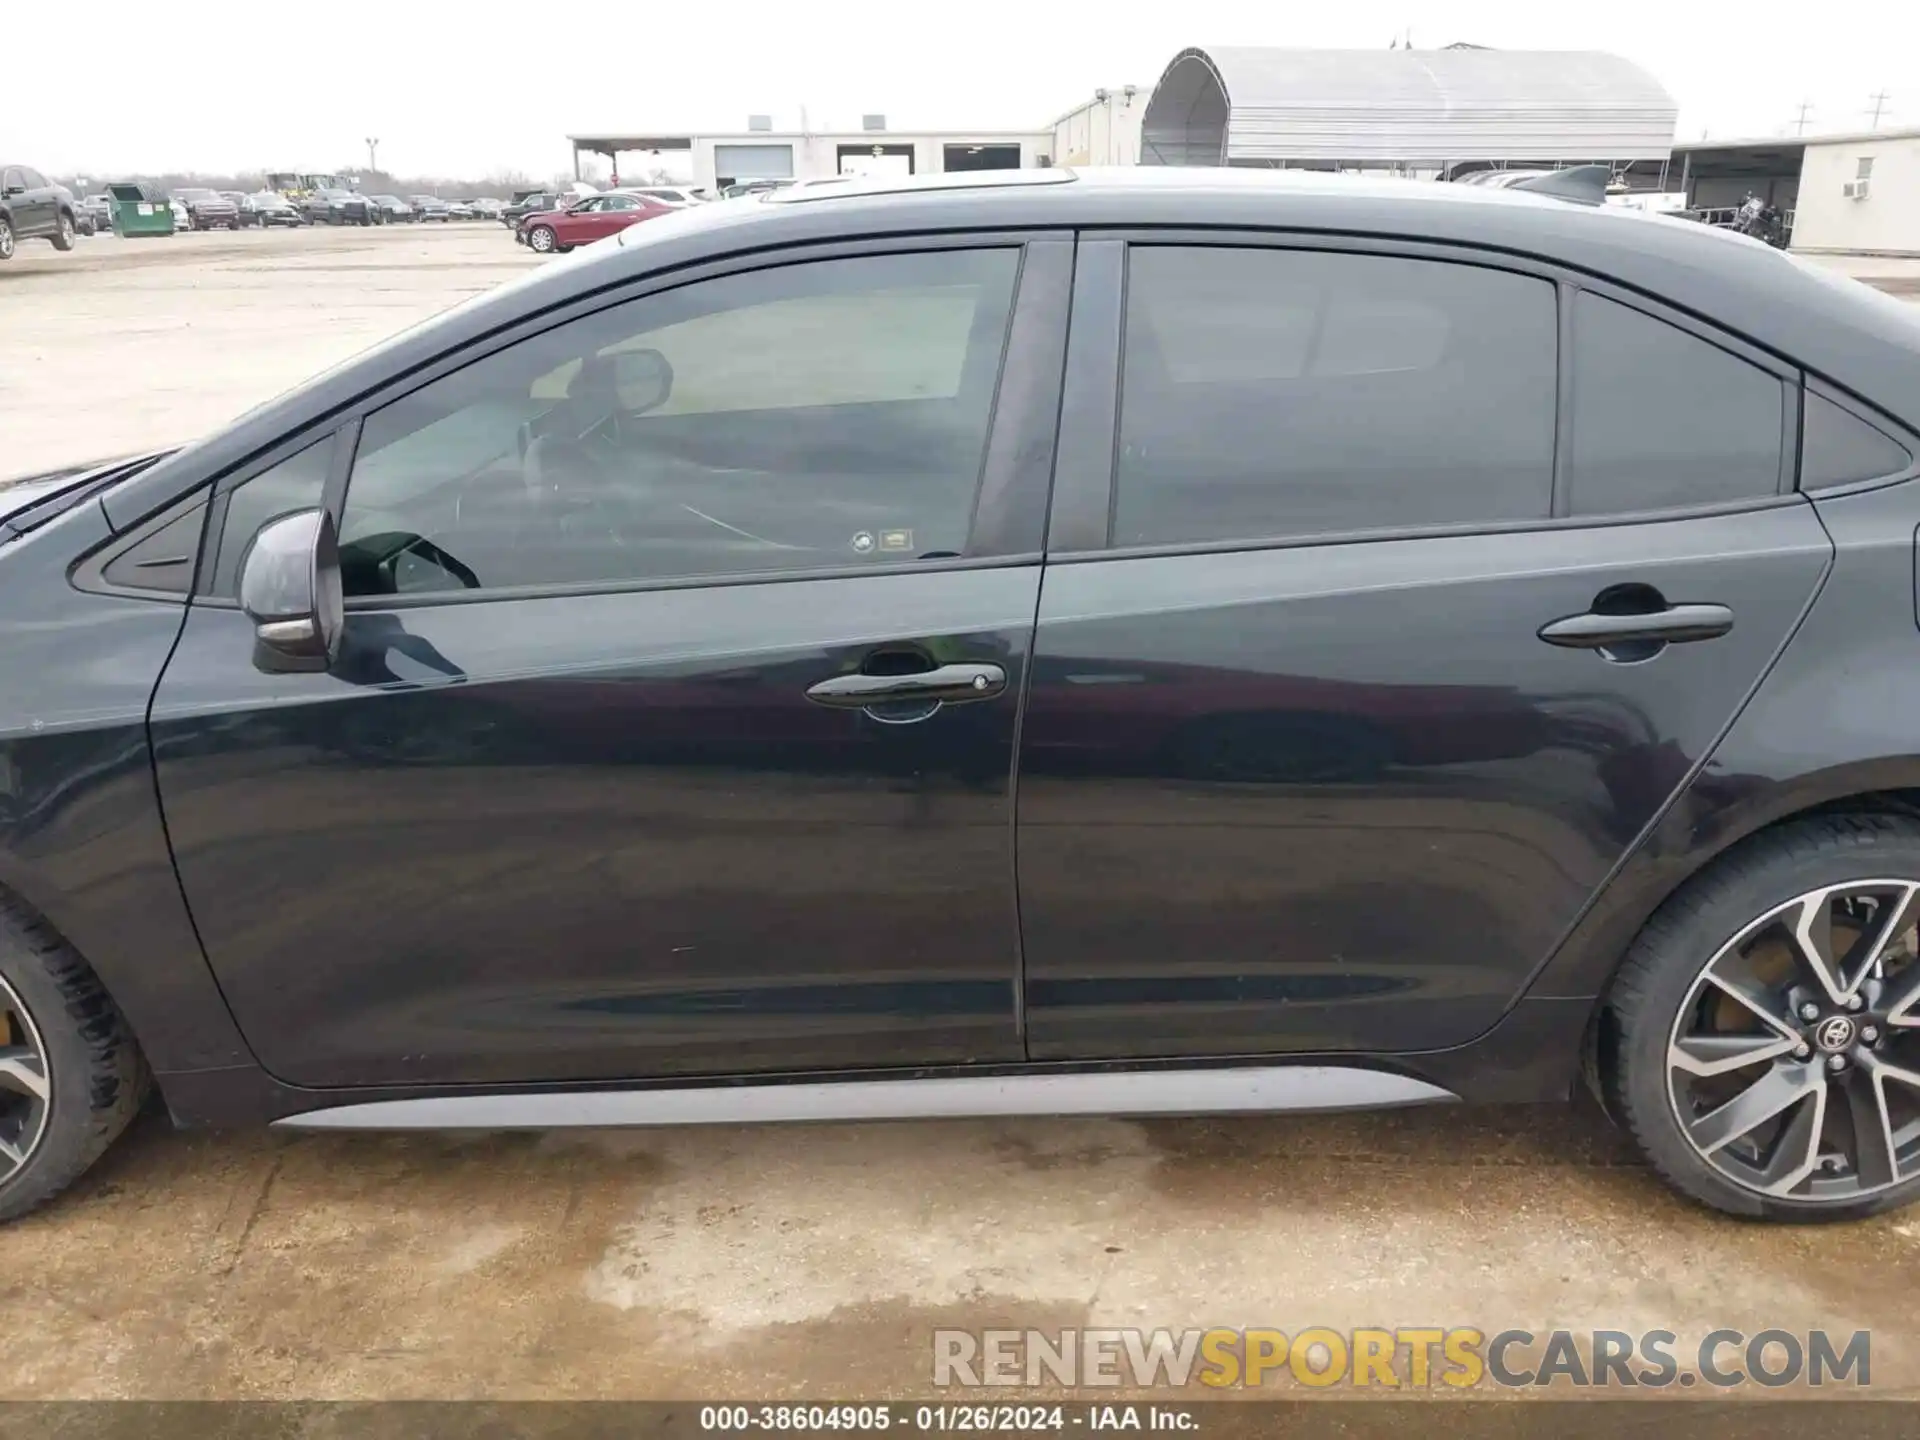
[108,182,175,237]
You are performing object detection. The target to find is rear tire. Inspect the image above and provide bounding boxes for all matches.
[50,212,76,251]
[1605,813,1920,1222]
[0,904,149,1224]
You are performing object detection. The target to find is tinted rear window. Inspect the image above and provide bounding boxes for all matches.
[1113,246,1558,546]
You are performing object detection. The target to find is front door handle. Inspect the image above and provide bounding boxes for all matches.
[806,662,1007,710]
[1537,603,1734,650]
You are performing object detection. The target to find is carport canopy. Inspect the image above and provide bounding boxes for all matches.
[567,134,695,179]
[1635,136,1808,212]
[1140,46,1677,169]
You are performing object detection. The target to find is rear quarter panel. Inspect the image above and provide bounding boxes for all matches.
[1531,475,1920,1002]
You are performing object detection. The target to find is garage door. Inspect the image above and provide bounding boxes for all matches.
[714,144,795,180]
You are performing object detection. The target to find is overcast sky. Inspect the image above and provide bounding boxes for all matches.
[9,0,1913,180]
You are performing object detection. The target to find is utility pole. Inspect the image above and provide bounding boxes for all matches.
[1866,92,1890,129]
[365,137,381,175]
[1792,101,1813,135]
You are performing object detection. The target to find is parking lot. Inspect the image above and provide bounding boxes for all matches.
[6,222,1920,1405]
[2,225,537,479]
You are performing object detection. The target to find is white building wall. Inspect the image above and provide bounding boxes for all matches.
[1052,90,1147,167]
[1792,136,1920,254]
[691,134,1050,191]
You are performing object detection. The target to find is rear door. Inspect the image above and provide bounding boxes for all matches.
[593,194,655,239]
[22,169,58,236]
[152,236,1072,1088]
[1017,237,1832,1060]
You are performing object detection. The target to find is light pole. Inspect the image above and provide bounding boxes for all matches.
[365,137,381,176]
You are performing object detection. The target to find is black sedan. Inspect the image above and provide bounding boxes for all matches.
[4,170,1920,1226]
[244,191,304,228]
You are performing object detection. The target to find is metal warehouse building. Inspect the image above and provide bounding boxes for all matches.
[1052,87,1149,168]
[566,44,1682,195]
[568,122,1051,194]
[1664,126,1920,256]
[1139,45,1677,174]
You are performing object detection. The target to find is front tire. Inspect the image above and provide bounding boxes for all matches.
[1605,813,1920,1221]
[0,905,149,1223]
[0,218,14,262]
[526,224,556,253]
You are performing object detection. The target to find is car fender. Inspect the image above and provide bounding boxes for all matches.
[0,505,256,1075]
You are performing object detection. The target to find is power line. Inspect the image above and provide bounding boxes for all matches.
[1792,101,1813,135]
[1866,91,1891,129]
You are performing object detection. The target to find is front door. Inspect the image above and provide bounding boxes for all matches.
[153,241,1067,1088]
[564,196,619,243]
[1018,239,1832,1059]
[3,168,52,238]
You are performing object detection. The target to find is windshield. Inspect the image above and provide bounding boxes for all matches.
[178,189,218,201]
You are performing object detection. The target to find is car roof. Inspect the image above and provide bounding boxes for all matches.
[102,165,1920,529]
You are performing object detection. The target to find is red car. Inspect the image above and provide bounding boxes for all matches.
[517,192,675,253]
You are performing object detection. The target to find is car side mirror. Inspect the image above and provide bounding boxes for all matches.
[239,509,344,674]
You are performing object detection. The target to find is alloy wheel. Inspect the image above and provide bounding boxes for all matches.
[59,217,74,245]
[1668,879,1920,1201]
[528,226,555,253]
[0,223,14,261]
[0,973,52,1186]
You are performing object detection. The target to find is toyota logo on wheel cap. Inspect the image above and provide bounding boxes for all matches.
[1815,1015,1857,1053]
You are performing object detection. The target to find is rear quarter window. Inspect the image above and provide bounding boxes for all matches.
[1566,293,1786,516]
[1801,391,1913,489]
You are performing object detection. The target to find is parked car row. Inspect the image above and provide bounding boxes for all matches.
[4,160,676,260]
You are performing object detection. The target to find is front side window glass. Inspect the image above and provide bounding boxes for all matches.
[338,249,1021,596]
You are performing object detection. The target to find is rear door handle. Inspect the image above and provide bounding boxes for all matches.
[805,662,1007,709]
[1537,603,1734,650]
